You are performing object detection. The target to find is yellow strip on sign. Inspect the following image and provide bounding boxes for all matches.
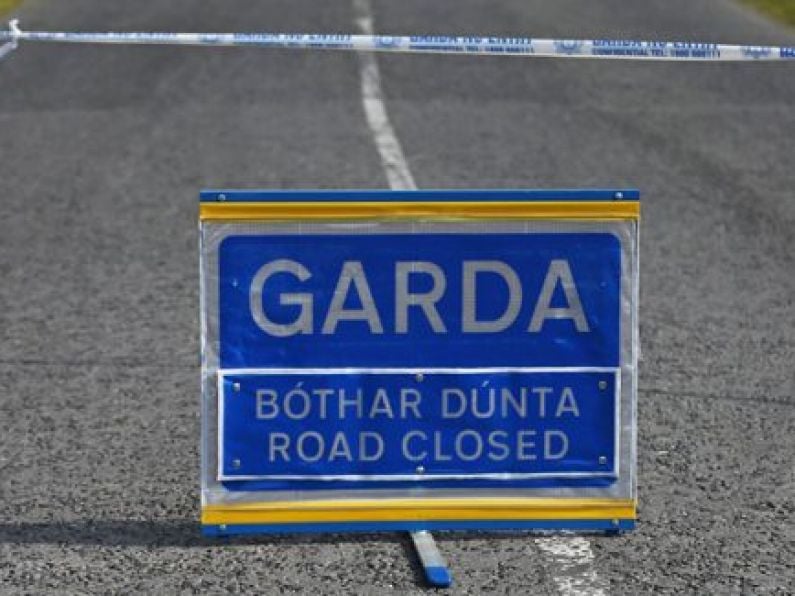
[202,498,636,526]
[199,201,640,221]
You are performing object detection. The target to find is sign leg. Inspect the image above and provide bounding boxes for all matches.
[410,531,452,588]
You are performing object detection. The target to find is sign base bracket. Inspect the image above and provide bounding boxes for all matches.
[410,530,453,588]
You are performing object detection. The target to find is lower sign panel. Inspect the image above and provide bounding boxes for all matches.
[218,368,618,483]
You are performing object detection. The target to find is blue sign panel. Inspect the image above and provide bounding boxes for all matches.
[219,233,621,369]
[219,369,617,481]
[201,192,641,535]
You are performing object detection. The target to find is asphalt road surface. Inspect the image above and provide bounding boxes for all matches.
[1,0,794,594]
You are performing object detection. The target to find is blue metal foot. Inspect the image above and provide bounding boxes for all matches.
[410,531,453,588]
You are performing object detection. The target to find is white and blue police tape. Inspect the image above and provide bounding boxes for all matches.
[1,20,794,62]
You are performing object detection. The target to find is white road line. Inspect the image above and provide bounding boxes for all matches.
[352,0,417,191]
[536,536,609,595]
[350,1,608,593]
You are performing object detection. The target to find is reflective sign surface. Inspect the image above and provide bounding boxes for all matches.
[219,368,619,485]
[199,194,640,533]
[218,233,622,369]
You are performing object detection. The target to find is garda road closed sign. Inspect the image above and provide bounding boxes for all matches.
[199,190,640,534]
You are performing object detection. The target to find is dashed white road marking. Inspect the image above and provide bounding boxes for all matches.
[350,1,608,593]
